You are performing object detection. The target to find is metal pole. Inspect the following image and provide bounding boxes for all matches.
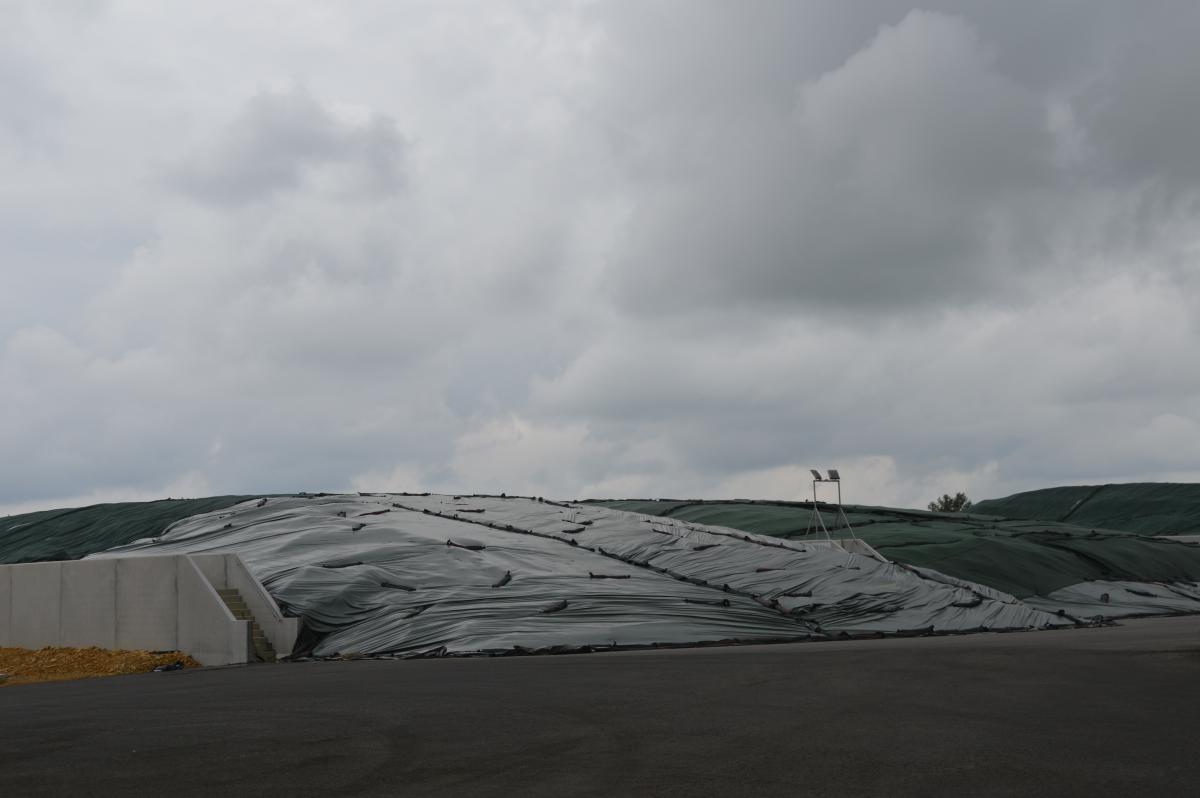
[834,480,856,540]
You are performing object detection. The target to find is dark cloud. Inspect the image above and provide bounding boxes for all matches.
[2,2,1199,513]
[1077,5,1200,186]
[599,11,1059,316]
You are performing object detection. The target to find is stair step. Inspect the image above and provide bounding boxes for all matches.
[213,586,278,662]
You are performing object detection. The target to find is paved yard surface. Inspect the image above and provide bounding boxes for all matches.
[2,617,1198,797]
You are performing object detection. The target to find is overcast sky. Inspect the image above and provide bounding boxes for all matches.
[3,1,1199,514]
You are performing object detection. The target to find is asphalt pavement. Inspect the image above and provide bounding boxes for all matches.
[2,616,1198,797]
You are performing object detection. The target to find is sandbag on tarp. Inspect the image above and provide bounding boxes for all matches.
[94,494,1063,657]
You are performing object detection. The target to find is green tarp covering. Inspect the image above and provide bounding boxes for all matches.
[972,483,1200,535]
[589,499,1200,599]
[0,496,262,564]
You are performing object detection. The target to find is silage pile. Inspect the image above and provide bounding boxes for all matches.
[94,493,1065,658]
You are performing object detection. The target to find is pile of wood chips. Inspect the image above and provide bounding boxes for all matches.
[0,646,200,687]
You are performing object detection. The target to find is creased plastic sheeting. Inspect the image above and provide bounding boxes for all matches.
[95,494,1064,657]
[395,496,1064,635]
[95,496,814,654]
[1026,580,1200,619]
[597,499,1200,604]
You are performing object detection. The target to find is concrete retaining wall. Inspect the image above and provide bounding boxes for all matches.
[177,556,251,665]
[117,556,178,650]
[61,559,117,649]
[0,566,10,646]
[0,555,262,666]
[190,554,301,658]
[10,562,62,649]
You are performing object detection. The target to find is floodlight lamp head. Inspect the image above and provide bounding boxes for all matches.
[826,469,841,481]
[810,469,823,481]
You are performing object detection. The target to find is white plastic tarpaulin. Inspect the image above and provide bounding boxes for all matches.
[95,494,1066,657]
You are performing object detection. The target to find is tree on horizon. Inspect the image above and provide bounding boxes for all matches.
[928,492,972,513]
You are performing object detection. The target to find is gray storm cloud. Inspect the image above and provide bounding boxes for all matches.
[605,11,1056,313]
[167,90,406,204]
[1,1,1198,514]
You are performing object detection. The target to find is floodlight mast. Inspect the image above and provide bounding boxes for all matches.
[807,471,832,541]
[805,468,857,543]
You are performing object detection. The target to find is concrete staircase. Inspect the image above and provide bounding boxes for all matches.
[217,588,276,662]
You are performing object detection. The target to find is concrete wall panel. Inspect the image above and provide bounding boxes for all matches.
[228,554,300,657]
[178,557,247,665]
[229,620,253,666]
[116,556,177,650]
[11,562,62,648]
[189,554,228,589]
[3,554,265,665]
[60,560,117,648]
[0,566,12,646]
